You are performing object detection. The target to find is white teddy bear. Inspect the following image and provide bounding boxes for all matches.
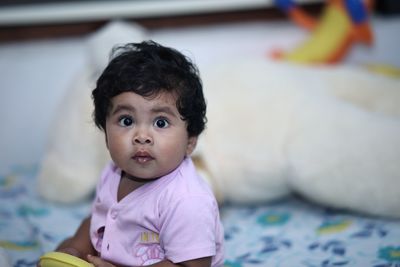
[200,59,400,218]
[37,21,400,219]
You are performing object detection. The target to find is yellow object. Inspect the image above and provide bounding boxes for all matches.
[40,252,93,267]
[284,4,352,63]
[273,0,374,64]
[366,64,400,78]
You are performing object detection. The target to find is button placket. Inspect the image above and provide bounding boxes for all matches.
[110,209,118,219]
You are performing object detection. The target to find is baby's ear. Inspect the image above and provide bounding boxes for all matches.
[104,134,109,149]
[186,136,198,156]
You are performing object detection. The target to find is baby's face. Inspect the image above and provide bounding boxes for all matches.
[105,92,197,180]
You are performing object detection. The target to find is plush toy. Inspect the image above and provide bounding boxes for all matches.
[272,0,374,63]
[37,21,400,218]
[200,59,400,219]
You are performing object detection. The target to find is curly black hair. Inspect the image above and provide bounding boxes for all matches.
[92,40,207,137]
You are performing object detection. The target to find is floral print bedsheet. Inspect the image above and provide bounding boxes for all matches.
[223,200,400,267]
[1,165,400,267]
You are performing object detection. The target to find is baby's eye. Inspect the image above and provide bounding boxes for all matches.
[154,118,169,128]
[118,116,134,127]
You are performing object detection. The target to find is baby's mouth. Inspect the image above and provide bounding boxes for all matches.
[132,151,154,163]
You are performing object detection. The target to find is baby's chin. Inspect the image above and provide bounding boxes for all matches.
[123,162,182,182]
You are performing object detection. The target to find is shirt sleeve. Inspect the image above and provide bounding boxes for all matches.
[159,194,218,263]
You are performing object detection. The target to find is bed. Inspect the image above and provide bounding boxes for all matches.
[1,5,400,267]
[1,165,400,267]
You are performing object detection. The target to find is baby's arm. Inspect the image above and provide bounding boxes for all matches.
[57,216,97,259]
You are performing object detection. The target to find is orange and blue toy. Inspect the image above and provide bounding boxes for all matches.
[272,0,374,64]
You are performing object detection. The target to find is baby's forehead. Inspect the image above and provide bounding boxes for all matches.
[144,90,178,104]
[109,91,179,114]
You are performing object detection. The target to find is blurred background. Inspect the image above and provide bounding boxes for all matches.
[0,0,399,171]
[1,3,400,266]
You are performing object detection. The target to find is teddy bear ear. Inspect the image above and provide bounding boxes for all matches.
[36,66,110,204]
[85,21,148,75]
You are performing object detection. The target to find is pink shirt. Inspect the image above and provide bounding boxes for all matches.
[90,158,224,266]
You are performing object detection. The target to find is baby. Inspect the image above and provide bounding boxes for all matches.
[52,41,224,267]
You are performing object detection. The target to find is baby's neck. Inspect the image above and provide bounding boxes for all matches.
[117,173,158,202]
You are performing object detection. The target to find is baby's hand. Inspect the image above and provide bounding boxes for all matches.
[87,254,116,267]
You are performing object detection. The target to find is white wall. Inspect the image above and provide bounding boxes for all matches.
[0,38,86,171]
[0,0,321,26]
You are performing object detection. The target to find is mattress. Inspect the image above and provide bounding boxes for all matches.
[1,165,399,267]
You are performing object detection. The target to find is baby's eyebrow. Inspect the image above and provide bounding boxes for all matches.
[111,104,135,115]
[151,106,178,117]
